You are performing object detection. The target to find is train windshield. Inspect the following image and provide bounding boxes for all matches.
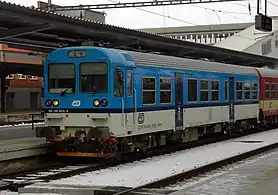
[48,63,75,94]
[80,62,108,93]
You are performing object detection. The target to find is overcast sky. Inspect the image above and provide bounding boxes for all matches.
[6,0,278,29]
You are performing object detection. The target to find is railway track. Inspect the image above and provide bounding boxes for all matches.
[0,127,272,192]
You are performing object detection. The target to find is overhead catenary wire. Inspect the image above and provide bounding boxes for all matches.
[101,0,277,34]
[105,0,260,26]
[231,0,278,13]
[190,4,254,23]
[267,0,278,8]
[192,4,251,15]
[107,0,197,25]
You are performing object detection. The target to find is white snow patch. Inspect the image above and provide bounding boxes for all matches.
[46,129,278,188]
[165,148,278,190]
[0,192,61,195]
[0,122,44,128]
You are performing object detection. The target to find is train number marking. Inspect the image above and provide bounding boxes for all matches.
[72,100,81,107]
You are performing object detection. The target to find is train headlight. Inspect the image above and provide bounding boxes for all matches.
[93,99,100,107]
[52,99,59,107]
[45,99,52,107]
[101,99,108,107]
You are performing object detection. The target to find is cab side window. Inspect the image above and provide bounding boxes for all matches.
[114,68,124,97]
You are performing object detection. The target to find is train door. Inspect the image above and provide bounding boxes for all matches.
[125,69,135,129]
[229,77,235,123]
[175,73,184,130]
[114,67,125,128]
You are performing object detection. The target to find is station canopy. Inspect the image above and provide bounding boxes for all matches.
[0,1,278,68]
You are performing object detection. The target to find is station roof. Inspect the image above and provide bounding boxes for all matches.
[0,44,43,76]
[139,22,253,35]
[0,1,277,68]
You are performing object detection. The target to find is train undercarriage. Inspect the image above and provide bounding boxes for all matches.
[35,115,270,159]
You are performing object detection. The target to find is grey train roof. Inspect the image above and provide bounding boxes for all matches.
[256,67,278,78]
[122,50,258,76]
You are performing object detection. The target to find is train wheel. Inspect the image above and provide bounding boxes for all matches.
[223,125,232,137]
[114,152,122,161]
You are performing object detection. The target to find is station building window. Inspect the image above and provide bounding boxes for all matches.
[236,81,243,100]
[30,76,38,81]
[252,82,258,99]
[244,81,250,100]
[6,74,14,80]
[142,77,156,105]
[160,77,171,104]
[211,80,220,101]
[271,83,276,98]
[200,80,209,101]
[188,79,197,102]
[18,74,27,80]
[265,82,270,99]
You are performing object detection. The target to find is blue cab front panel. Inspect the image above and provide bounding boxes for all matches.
[44,47,118,112]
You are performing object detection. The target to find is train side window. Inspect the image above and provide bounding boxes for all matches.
[188,79,197,102]
[114,68,124,97]
[212,80,220,101]
[271,83,276,99]
[200,80,209,101]
[127,71,133,96]
[160,77,172,104]
[142,77,156,105]
[224,80,228,101]
[265,82,270,99]
[252,82,258,99]
[244,81,250,100]
[236,81,243,100]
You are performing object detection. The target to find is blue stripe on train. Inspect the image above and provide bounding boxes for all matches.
[44,101,259,113]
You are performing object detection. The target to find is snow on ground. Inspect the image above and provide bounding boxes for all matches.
[44,129,278,188]
[165,148,278,190]
[167,148,278,195]
[0,192,61,195]
[0,122,44,128]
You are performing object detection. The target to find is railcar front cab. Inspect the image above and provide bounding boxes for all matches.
[35,48,135,157]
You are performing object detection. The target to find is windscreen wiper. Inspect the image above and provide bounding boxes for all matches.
[92,85,96,96]
[60,88,68,96]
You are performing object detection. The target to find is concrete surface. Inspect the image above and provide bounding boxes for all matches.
[0,137,52,176]
[0,124,44,140]
[19,184,176,195]
[0,111,43,126]
[0,137,48,162]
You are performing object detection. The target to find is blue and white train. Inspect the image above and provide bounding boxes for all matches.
[36,46,264,158]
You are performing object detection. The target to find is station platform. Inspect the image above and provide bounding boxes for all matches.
[0,137,48,161]
[169,148,278,195]
[0,111,43,125]
[0,137,50,176]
